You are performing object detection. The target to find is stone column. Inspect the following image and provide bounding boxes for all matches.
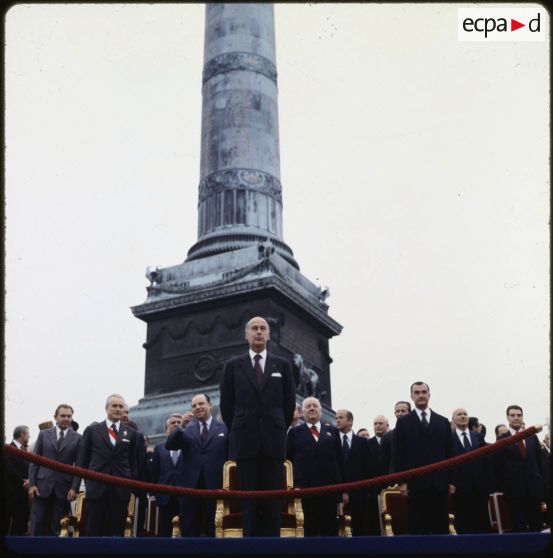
[187,3,297,268]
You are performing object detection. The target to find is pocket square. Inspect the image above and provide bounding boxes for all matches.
[121,439,131,443]
[326,432,332,436]
[271,372,282,377]
[218,432,225,437]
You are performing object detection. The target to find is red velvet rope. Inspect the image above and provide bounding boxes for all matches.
[5,425,539,501]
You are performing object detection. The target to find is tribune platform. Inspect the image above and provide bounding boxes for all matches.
[3,532,551,558]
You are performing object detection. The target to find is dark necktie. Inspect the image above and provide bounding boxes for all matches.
[201,422,208,446]
[309,425,319,440]
[421,410,429,429]
[57,429,65,449]
[342,434,350,459]
[253,354,263,386]
[518,439,527,458]
[461,431,471,450]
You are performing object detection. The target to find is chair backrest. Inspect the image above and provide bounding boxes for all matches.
[217,460,303,537]
[76,492,135,536]
[492,492,512,533]
[223,461,242,514]
[76,492,87,535]
[222,460,294,513]
[379,485,408,535]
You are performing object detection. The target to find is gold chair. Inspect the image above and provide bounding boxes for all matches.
[378,484,456,535]
[171,514,181,538]
[215,459,304,537]
[59,492,136,537]
[337,502,352,536]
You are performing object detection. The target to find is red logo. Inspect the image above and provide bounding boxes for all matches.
[511,19,525,32]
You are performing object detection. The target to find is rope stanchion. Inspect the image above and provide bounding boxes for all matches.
[4,424,542,501]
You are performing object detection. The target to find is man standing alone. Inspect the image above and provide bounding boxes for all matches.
[219,316,296,537]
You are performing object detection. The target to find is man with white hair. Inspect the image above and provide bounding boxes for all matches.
[220,316,296,537]
[76,394,142,536]
[450,407,491,533]
[287,397,344,536]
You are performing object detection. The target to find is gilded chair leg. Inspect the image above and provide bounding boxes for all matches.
[171,515,181,538]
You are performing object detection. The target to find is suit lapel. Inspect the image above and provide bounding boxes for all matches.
[190,421,202,447]
[426,409,436,433]
[101,421,115,449]
[320,423,331,442]
[303,422,318,445]
[48,428,58,452]
[205,420,219,446]
[195,419,212,449]
[453,432,464,454]
[260,354,275,392]
[239,354,259,391]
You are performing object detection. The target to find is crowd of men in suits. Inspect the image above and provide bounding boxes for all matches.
[4,318,550,538]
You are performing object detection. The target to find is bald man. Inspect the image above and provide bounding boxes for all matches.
[220,316,296,537]
[450,407,491,533]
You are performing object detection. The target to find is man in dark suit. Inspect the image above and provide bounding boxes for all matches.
[4,425,31,535]
[76,394,142,536]
[335,408,373,536]
[149,414,185,536]
[121,405,149,536]
[166,394,228,536]
[392,381,454,534]
[450,407,492,533]
[287,397,344,536]
[28,404,82,535]
[219,316,295,537]
[367,415,389,535]
[494,405,545,532]
[381,401,412,475]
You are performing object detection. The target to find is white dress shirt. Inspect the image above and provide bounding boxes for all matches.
[307,421,322,440]
[106,419,122,430]
[456,428,471,447]
[56,425,68,441]
[249,348,267,372]
[414,408,432,422]
[341,430,353,447]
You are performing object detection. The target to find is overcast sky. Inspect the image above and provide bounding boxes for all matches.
[5,4,549,445]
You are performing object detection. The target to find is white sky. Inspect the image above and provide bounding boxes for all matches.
[5,4,550,444]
